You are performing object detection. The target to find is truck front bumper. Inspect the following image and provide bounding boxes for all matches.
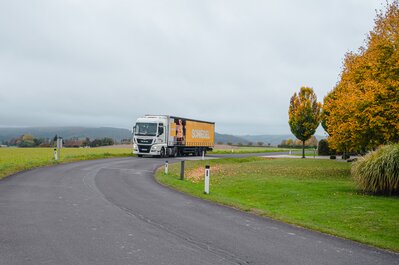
[133,144,161,156]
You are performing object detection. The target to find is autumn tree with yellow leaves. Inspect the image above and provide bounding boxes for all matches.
[289,87,322,158]
[323,1,399,153]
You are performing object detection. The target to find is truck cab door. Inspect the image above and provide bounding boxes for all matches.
[157,123,165,142]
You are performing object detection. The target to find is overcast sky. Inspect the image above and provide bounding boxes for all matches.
[0,0,384,134]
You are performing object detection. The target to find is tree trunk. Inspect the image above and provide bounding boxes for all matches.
[302,140,305,158]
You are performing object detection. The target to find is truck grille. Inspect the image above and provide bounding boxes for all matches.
[138,145,151,153]
[137,139,153,144]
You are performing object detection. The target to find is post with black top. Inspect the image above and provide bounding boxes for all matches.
[180,160,185,180]
[165,161,169,174]
[204,165,210,194]
[53,148,58,160]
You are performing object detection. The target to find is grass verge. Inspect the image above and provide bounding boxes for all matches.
[156,157,399,252]
[0,147,133,180]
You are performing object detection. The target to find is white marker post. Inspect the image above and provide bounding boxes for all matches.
[54,148,58,160]
[165,161,168,174]
[204,165,210,194]
[56,138,62,160]
[202,150,205,160]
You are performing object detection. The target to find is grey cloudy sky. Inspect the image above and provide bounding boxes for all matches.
[0,0,384,134]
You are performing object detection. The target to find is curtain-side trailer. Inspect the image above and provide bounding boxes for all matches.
[132,115,215,157]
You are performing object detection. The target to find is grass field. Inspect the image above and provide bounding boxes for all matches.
[0,147,133,180]
[156,157,399,251]
[210,146,290,154]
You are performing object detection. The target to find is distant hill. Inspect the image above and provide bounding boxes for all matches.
[214,133,248,145]
[0,127,324,146]
[0,127,132,142]
[0,127,248,145]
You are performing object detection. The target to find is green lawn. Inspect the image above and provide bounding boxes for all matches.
[0,147,133,180]
[156,157,399,252]
[210,146,290,154]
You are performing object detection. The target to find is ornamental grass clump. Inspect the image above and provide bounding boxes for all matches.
[351,144,399,195]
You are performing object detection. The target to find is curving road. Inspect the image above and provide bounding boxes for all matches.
[0,156,398,265]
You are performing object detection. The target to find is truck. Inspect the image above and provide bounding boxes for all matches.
[132,115,215,157]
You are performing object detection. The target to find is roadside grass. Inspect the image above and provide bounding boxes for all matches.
[0,147,133,180]
[210,146,290,154]
[156,157,399,252]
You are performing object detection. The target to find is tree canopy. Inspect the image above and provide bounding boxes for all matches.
[323,1,399,152]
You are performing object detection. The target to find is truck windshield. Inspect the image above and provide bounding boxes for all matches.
[134,123,157,136]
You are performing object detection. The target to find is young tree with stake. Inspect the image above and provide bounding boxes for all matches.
[288,87,322,158]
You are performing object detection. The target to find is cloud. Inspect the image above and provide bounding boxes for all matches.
[0,0,382,134]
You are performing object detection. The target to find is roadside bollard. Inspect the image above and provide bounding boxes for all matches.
[56,138,62,160]
[202,150,205,160]
[180,160,185,180]
[289,150,292,155]
[204,165,210,194]
[54,148,58,160]
[165,161,168,174]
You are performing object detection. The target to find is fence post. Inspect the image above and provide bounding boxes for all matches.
[180,160,185,180]
[204,165,210,194]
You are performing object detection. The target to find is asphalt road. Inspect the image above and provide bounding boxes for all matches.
[0,156,398,265]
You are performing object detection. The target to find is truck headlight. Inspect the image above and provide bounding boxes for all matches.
[133,144,138,149]
[152,145,158,150]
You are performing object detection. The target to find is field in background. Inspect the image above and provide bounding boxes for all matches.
[156,157,399,251]
[210,145,290,154]
[0,147,133,180]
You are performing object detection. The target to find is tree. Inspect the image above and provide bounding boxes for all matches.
[288,87,322,158]
[82,137,91,147]
[305,135,318,148]
[324,1,399,152]
[286,138,294,146]
[257,141,264,146]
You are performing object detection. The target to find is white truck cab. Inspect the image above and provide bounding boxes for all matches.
[132,115,168,157]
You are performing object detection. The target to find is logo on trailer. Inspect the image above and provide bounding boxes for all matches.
[192,129,210,139]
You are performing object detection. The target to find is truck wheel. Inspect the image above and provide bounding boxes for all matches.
[160,148,165,158]
[137,155,143,158]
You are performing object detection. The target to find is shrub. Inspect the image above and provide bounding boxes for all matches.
[351,144,399,195]
[318,139,330,155]
[342,153,350,160]
[330,155,336,160]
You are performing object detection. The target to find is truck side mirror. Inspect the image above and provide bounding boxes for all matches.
[158,125,164,136]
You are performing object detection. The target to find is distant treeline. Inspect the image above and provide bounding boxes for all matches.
[2,134,132,148]
[277,136,318,148]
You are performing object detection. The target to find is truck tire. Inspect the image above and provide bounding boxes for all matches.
[160,148,165,158]
[137,155,143,158]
